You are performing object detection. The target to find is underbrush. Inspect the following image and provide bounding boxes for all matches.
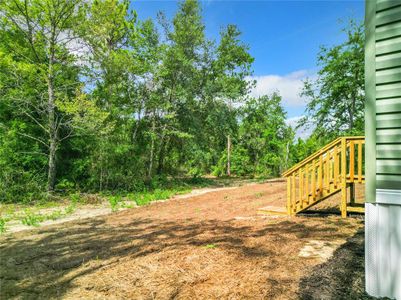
[131,188,189,206]
[104,187,190,212]
[0,196,80,232]
[0,177,253,233]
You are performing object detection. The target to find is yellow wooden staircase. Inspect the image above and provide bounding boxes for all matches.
[282,136,365,218]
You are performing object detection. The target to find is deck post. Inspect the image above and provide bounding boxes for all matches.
[286,177,291,215]
[341,138,347,218]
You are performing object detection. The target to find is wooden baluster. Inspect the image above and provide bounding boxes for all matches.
[291,173,296,214]
[334,145,339,188]
[318,155,323,195]
[305,164,309,204]
[350,141,355,182]
[329,150,333,192]
[325,152,329,193]
[287,177,291,215]
[358,141,363,183]
[299,168,303,210]
[311,160,316,200]
[341,138,347,218]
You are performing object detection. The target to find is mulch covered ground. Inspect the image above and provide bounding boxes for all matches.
[0,181,371,299]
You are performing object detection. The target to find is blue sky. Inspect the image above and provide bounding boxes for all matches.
[133,0,364,136]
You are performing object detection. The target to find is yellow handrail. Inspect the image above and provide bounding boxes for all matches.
[282,136,364,177]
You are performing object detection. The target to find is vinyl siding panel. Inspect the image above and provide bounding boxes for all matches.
[376,36,401,55]
[376,82,401,99]
[376,97,401,113]
[376,21,401,41]
[376,52,401,70]
[376,128,401,144]
[376,0,401,12]
[373,3,401,192]
[376,174,401,189]
[376,6,401,26]
[376,67,401,84]
[377,144,401,158]
[377,160,401,174]
[376,112,401,128]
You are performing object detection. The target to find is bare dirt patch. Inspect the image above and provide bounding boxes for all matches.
[1,179,265,234]
[0,181,369,299]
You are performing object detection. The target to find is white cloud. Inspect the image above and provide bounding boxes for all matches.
[286,115,303,128]
[286,115,314,140]
[249,70,315,107]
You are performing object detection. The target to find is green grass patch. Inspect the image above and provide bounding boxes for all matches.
[108,195,122,212]
[21,211,45,227]
[204,244,217,249]
[0,218,6,233]
[133,188,190,206]
[64,203,76,215]
[46,210,63,221]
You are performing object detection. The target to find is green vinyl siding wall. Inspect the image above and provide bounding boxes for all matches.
[365,0,401,201]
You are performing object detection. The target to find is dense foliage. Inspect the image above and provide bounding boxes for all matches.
[295,20,365,156]
[300,20,365,140]
[0,0,364,203]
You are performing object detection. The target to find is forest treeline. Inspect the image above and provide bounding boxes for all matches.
[0,0,365,203]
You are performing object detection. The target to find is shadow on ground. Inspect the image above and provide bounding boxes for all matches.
[1,214,362,299]
[298,228,388,300]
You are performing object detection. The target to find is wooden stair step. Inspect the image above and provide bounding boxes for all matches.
[346,206,365,213]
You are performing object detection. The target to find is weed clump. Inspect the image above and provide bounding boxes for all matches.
[0,218,6,233]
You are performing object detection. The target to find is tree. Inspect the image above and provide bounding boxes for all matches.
[238,93,292,177]
[0,0,86,192]
[300,20,365,137]
[0,0,260,202]
[213,24,254,176]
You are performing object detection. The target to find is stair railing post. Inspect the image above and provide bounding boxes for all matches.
[358,140,363,183]
[291,173,295,215]
[341,138,347,218]
[311,160,316,200]
[287,176,291,215]
[319,155,323,196]
[305,164,309,205]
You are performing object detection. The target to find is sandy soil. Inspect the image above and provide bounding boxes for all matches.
[3,181,265,234]
[0,181,370,299]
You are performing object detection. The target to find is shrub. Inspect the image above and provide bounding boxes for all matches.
[213,147,253,177]
[55,179,75,192]
[0,168,45,204]
[108,195,122,212]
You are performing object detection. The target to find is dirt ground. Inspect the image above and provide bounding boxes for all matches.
[0,181,371,299]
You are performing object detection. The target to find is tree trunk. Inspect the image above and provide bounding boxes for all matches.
[284,141,290,171]
[348,93,356,132]
[148,117,156,179]
[350,102,355,132]
[47,45,57,193]
[156,126,169,175]
[47,134,57,192]
[227,135,231,177]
